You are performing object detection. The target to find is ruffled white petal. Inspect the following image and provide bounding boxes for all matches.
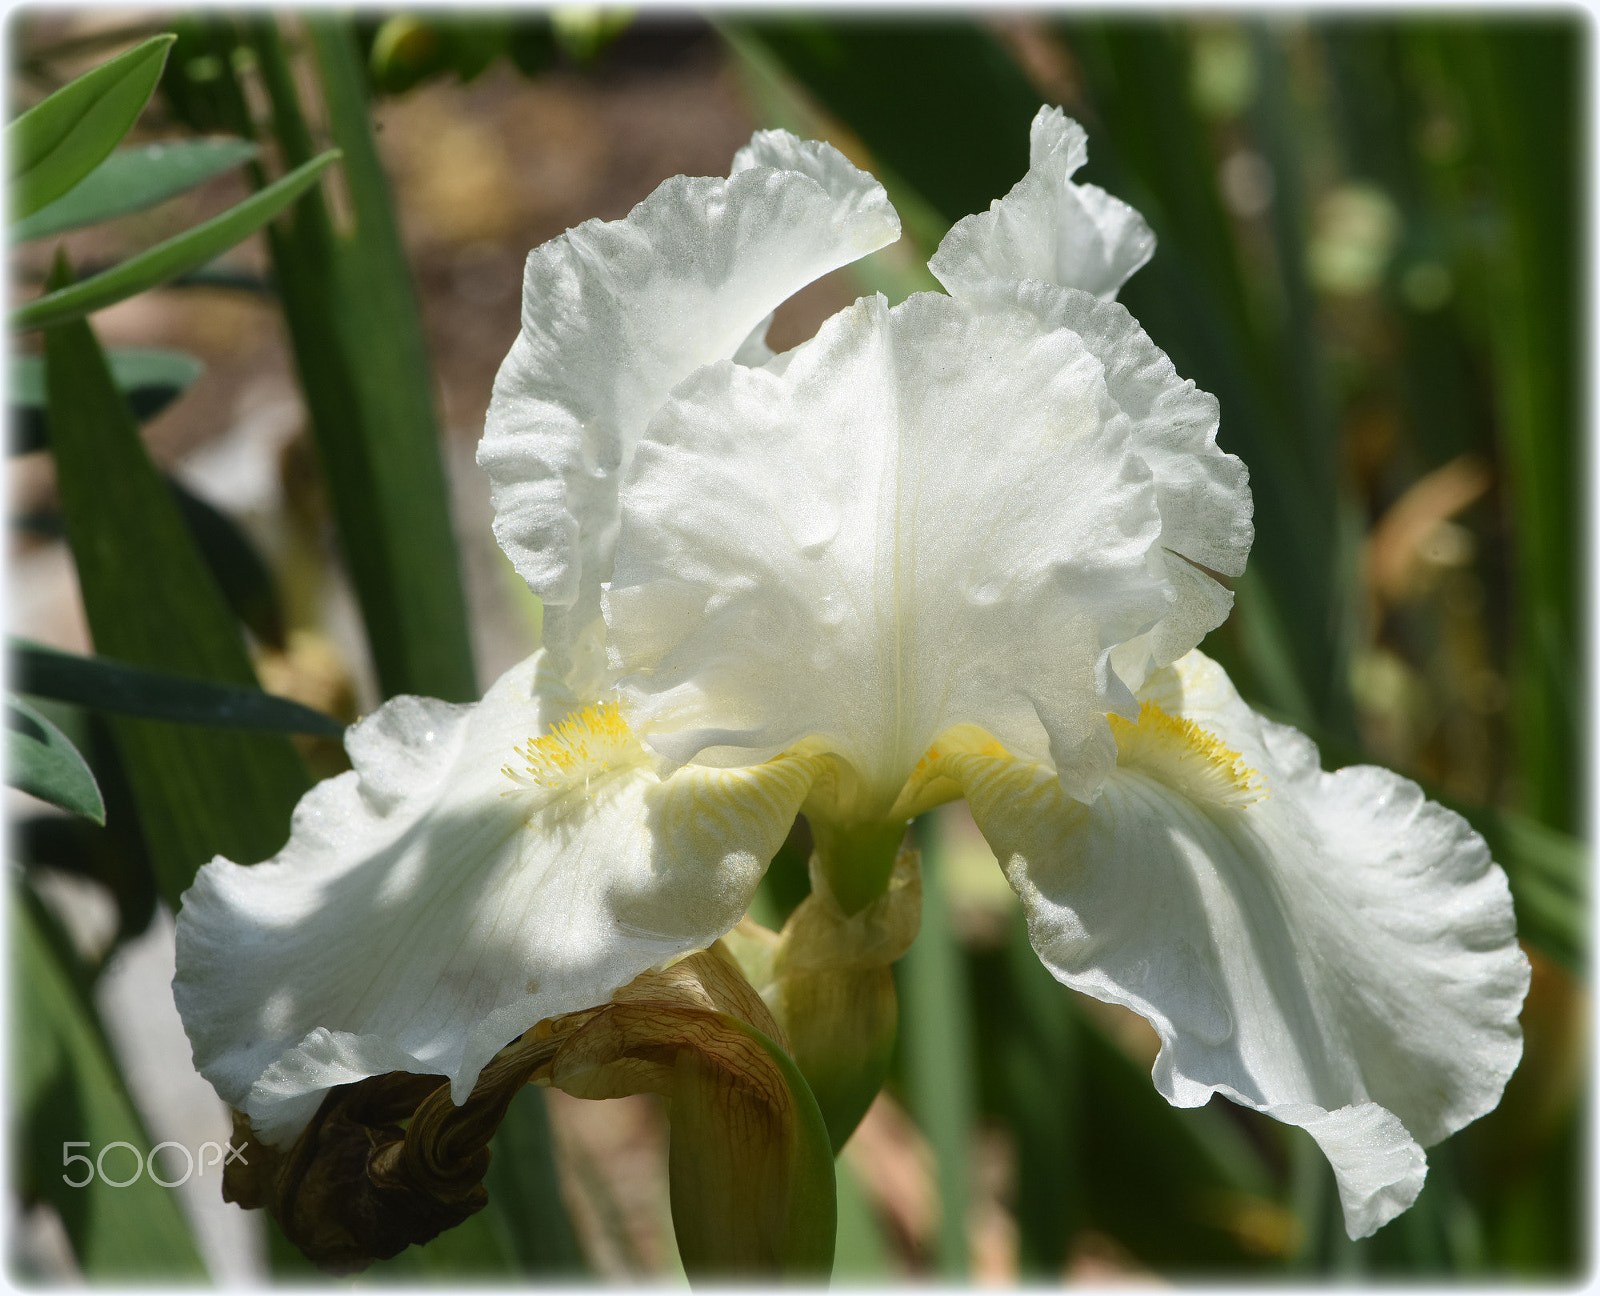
[929,106,1156,304]
[173,652,818,1146]
[478,133,900,690]
[605,289,1172,809]
[947,651,1528,1239]
[1005,280,1251,689]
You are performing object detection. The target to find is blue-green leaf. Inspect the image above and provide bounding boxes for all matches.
[13,149,339,331]
[13,136,259,242]
[42,264,309,907]
[13,640,342,737]
[7,692,104,822]
[11,348,202,453]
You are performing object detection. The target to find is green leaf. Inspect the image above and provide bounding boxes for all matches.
[8,33,176,219]
[1457,26,1581,833]
[165,479,287,649]
[7,693,104,822]
[241,17,477,701]
[13,149,340,331]
[13,136,259,242]
[13,881,207,1278]
[14,715,159,946]
[11,347,202,452]
[42,272,310,908]
[13,640,342,737]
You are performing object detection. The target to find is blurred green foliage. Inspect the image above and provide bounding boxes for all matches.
[8,10,1584,1286]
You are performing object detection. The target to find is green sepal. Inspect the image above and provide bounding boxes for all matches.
[668,1013,837,1282]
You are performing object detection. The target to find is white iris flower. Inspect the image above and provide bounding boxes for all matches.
[174,109,1528,1241]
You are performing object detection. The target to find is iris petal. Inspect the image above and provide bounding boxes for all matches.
[479,132,900,689]
[930,105,1157,304]
[607,289,1170,805]
[174,653,818,1146]
[945,651,1528,1239]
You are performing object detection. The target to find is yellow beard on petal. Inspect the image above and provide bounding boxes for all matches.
[503,702,645,795]
[1109,700,1265,808]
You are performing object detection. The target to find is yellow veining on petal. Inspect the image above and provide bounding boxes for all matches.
[503,702,642,795]
[1109,700,1265,807]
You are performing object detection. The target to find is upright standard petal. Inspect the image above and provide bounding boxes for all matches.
[174,652,818,1147]
[929,105,1156,304]
[606,290,1171,808]
[944,651,1528,1239]
[1006,280,1251,690]
[479,134,900,689]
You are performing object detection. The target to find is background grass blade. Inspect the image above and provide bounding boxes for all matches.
[164,480,287,650]
[43,271,310,906]
[13,136,259,242]
[482,1087,586,1274]
[13,881,207,1279]
[239,16,477,702]
[13,150,339,331]
[8,693,105,822]
[15,712,160,947]
[13,641,342,737]
[8,33,174,218]
[1453,26,1581,834]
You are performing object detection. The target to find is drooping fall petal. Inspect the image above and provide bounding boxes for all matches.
[174,653,818,1147]
[944,651,1528,1238]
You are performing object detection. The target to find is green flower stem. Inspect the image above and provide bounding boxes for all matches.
[809,817,906,916]
[896,814,975,1279]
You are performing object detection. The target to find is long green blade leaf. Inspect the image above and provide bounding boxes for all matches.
[13,136,259,242]
[43,272,309,906]
[13,149,339,331]
[14,882,207,1278]
[165,479,287,649]
[243,16,476,702]
[7,692,105,822]
[8,33,175,218]
[13,640,342,737]
[1461,26,1581,833]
